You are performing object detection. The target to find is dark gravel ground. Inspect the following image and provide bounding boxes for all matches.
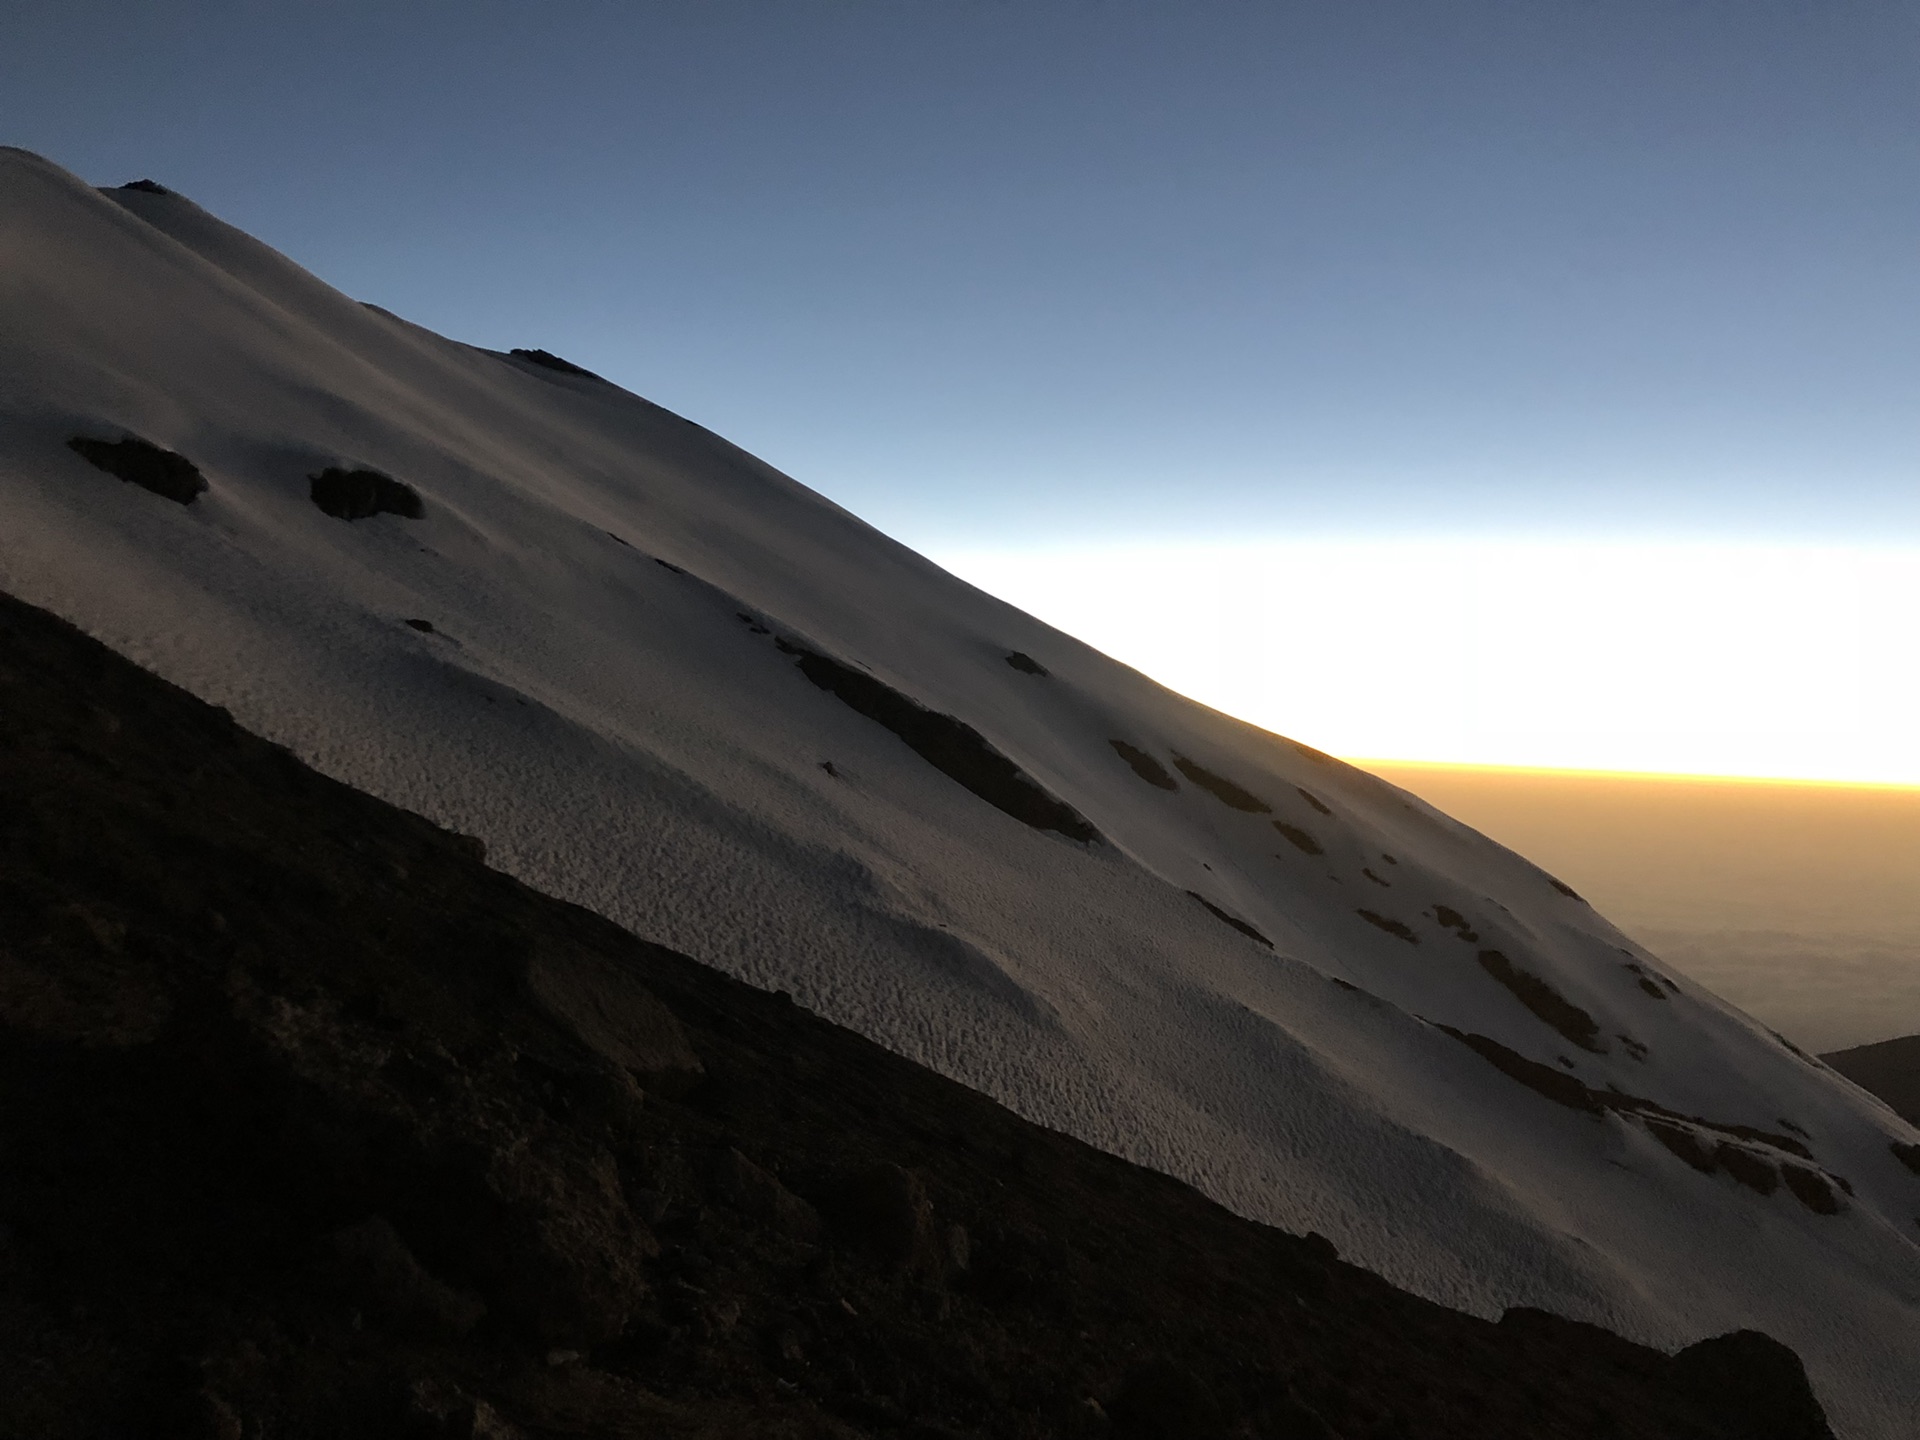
[0,588,1833,1440]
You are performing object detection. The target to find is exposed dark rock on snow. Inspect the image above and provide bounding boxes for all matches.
[309,466,424,521]
[1772,1029,1817,1062]
[1295,787,1334,816]
[1630,960,1680,996]
[1547,875,1586,901]
[1107,738,1176,791]
[1644,1118,1766,1189]
[1434,1025,1847,1214]
[509,347,605,381]
[1185,892,1274,949]
[1780,1164,1842,1215]
[1440,1026,1603,1112]
[1355,909,1419,944]
[1476,948,1606,1053]
[66,434,207,505]
[1821,1032,1920,1126]
[777,639,1099,843]
[0,585,1835,1439]
[1272,819,1323,855]
[1714,1144,1782,1196]
[1623,960,1672,999]
[117,178,171,194]
[1002,651,1047,676]
[1889,1141,1920,1176]
[404,618,435,633]
[1170,754,1271,813]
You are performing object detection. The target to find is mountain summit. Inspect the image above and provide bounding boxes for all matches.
[1,148,1916,1435]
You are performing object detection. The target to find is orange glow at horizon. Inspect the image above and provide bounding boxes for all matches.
[1359,756,1920,1050]
[1343,757,1920,794]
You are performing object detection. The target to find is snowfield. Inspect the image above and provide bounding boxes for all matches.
[3,148,1917,1436]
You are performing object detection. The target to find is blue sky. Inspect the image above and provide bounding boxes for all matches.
[8,3,1919,779]
[7,1,1918,549]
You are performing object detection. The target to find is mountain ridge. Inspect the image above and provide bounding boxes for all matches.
[1,146,1917,1433]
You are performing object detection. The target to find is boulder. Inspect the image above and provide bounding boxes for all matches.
[524,949,704,1095]
[322,1215,487,1338]
[714,1147,822,1242]
[1108,1358,1225,1440]
[1670,1329,1835,1440]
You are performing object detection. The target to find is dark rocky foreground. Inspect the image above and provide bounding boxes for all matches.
[0,588,1833,1440]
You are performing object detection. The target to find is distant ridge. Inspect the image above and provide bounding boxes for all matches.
[1823,1035,1920,1127]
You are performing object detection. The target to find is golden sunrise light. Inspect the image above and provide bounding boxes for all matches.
[934,539,1920,787]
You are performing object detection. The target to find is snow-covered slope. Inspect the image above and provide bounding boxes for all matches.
[3,148,1916,1435]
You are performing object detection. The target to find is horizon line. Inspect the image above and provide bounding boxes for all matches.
[1344,757,1920,793]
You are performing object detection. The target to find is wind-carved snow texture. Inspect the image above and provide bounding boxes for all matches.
[1,147,1917,1436]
